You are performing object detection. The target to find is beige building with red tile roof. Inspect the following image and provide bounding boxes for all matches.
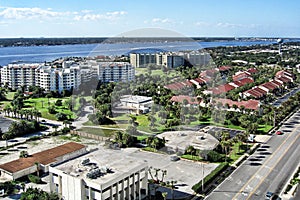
[0,142,87,180]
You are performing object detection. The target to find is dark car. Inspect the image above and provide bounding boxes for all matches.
[170,155,180,161]
[266,191,274,199]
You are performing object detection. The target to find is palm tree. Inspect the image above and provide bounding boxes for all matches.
[35,162,40,177]
[154,168,160,183]
[148,166,155,181]
[170,180,177,200]
[2,132,9,148]
[161,170,167,183]
[220,140,231,162]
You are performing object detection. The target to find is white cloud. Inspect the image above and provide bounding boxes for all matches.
[0,7,127,23]
[216,22,260,29]
[152,18,172,24]
[195,21,210,27]
[74,11,127,21]
[0,7,64,20]
[144,18,175,26]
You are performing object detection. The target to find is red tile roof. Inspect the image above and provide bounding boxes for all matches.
[0,142,85,173]
[200,69,218,77]
[238,77,254,85]
[170,95,201,105]
[164,80,193,91]
[231,81,244,87]
[232,71,252,82]
[215,99,260,110]
[275,70,293,78]
[218,66,232,72]
[209,83,235,95]
[247,68,258,74]
[244,87,267,98]
[260,82,278,91]
[276,76,291,83]
[193,78,206,84]
[271,80,282,87]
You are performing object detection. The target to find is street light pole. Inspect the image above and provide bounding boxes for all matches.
[273,110,276,127]
[202,162,204,192]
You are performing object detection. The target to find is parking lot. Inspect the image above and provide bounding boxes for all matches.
[205,126,245,138]
[120,148,219,197]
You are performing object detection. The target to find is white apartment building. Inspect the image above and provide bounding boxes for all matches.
[183,51,210,66]
[0,63,81,93]
[35,65,81,93]
[157,53,185,68]
[49,149,148,200]
[0,63,40,90]
[130,53,156,68]
[97,62,135,83]
[129,51,210,69]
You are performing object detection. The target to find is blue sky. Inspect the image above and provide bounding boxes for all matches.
[0,0,299,38]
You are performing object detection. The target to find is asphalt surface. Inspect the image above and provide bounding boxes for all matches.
[272,87,300,107]
[205,110,300,200]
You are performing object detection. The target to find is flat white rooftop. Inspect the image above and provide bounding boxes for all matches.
[53,148,147,185]
[120,95,152,104]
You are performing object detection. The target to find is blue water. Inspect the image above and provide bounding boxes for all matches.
[0,40,282,66]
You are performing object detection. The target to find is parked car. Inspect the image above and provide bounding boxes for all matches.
[276,131,283,135]
[265,191,274,199]
[170,155,180,161]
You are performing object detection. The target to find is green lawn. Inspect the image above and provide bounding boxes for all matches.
[111,114,164,133]
[6,92,15,100]
[76,127,116,137]
[257,124,273,134]
[228,143,251,164]
[135,68,179,78]
[23,97,76,120]
[181,154,203,161]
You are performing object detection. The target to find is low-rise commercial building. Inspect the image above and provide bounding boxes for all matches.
[49,148,148,200]
[0,142,87,181]
[116,95,153,114]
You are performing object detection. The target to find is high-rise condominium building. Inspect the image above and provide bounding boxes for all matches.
[0,63,81,93]
[35,65,81,93]
[129,53,157,68]
[130,51,210,68]
[97,62,135,83]
[0,63,40,90]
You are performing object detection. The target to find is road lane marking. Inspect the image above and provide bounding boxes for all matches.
[246,133,300,200]
[232,127,299,200]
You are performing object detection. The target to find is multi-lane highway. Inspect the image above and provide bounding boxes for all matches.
[205,110,300,200]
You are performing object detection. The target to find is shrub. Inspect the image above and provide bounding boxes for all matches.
[55,99,63,106]
[207,150,224,162]
[48,105,56,114]
[192,162,229,193]
[28,174,41,184]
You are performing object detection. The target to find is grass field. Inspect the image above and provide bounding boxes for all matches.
[76,127,116,137]
[135,68,179,78]
[23,97,76,120]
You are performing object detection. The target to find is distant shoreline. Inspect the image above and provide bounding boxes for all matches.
[0,37,290,48]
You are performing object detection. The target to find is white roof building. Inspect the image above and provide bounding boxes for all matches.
[49,148,148,200]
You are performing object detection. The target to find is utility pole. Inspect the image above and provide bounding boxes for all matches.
[202,162,204,192]
[273,110,276,127]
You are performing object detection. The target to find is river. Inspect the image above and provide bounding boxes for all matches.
[0,40,281,66]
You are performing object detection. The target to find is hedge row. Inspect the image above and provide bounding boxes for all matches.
[192,162,229,193]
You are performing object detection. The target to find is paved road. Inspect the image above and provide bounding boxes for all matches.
[205,110,300,200]
[273,87,300,107]
[0,115,63,148]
